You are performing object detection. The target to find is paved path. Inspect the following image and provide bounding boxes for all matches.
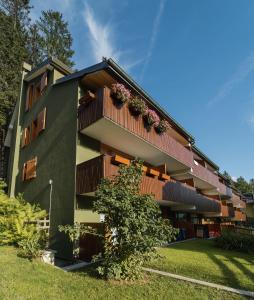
[143,267,254,298]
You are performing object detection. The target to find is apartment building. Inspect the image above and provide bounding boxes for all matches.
[5,57,246,259]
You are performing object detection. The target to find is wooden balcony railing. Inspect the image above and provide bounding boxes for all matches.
[192,163,220,188]
[233,210,246,221]
[78,87,193,168]
[220,204,235,218]
[77,86,231,199]
[232,194,246,209]
[217,182,233,198]
[76,155,221,214]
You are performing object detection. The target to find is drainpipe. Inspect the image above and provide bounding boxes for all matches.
[49,179,53,225]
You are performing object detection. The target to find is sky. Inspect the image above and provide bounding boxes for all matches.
[30,0,254,181]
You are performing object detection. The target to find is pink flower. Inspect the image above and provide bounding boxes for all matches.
[145,109,160,126]
[111,83,131,102]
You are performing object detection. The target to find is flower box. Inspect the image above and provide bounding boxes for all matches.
[111,83,131,104]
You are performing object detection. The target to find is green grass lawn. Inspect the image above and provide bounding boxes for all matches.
[149,239,254,292]
[0,245,247,300]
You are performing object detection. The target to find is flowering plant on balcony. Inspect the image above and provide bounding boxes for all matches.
[128,96,147,116]
[155,119,170,134]
[143,109,160,130]
[111,83,131,104]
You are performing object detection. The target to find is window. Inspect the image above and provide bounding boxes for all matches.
[21,108,47,148]
[22,157,37,181]
[25,72,48,112]
[21,126,31,148]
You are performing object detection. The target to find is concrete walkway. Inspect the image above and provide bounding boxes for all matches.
[143,267,254,298]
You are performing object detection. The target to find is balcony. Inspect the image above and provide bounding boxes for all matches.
[78,86,193,174]
[191,163,219,189]
[220,204,235,218]
[232,210,246,222]
[76,155,221,214]
[232,194,246,209]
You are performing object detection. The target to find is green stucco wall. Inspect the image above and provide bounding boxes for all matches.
[246,203,254,218]
[75,134,101,223]
[13,70,78,258]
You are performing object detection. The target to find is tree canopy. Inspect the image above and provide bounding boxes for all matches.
[93,160,178,280]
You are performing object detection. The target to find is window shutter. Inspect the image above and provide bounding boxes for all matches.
[25,86,30,111]
[22,163,27,181]
[28,84,34,110]
[31,120,38,141]
[37,108,47,134]
[25,157,37,180]
[40,72,48,92]
[21,128,27,148]
[21,127,30,147]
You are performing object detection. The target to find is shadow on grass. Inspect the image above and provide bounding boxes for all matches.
[206,253,240,288]
[230,257,254,286]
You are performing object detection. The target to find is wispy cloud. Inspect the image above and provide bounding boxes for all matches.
[82,2,142,71]
[83,2,120,62]
[208,51,254,107]
[140,0,167,81]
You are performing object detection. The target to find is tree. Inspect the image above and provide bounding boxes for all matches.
[249,179,254,194]
[0,0,31,29]
[222,171,234,186]
[235,176,251,194]
[93,160,178,280]
[0,8,29,127]
[27,24,44,67]
[36,10,74,67]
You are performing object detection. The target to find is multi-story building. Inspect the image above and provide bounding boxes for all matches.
[243,193,254,226]
[5,57,246,259]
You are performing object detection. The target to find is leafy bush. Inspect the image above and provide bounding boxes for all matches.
[17,230,48,260]
[93,160,178,281]
[59,223,98,260]
[214,230,254,253]
[128,97,147,116]
[0,192,47,246]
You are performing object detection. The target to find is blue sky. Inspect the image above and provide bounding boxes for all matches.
[31,0,254,181]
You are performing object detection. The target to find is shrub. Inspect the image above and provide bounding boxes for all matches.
[111,83,131,104]
[17,230,48,260]
[0,193,47,246]
[93,160,178,281]
[214,230,254,253]
[143,109,160,130]
[128,97,147,116]
[155,119,170,134]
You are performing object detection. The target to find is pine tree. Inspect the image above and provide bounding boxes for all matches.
[0,8,29,126]
[36,10,74,67]
[235,176,251,194]
[0,0,31,29]
[27,24,44,67]
[222,171,234,186]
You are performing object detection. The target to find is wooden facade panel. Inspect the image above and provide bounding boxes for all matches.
[78,86,231,199]
[78,87,193,168]
[192,164,219,188]
[76,155,221,214]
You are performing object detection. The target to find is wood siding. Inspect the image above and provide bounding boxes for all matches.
[78,87,193,168]
[76,155,221,214]
[78,86,232,199]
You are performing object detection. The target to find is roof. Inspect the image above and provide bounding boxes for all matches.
[24,57,73,82]
[55,58,195,142]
